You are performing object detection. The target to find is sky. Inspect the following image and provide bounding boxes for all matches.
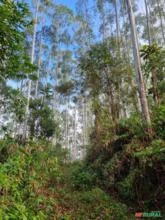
[9,0,76,89]
[58,0,145,13]
[58,0,75,10]
[9,0,145,89]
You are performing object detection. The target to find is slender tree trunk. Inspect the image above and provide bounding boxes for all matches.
[96,0,107,40]
[152,68,159,104]
[35,34,43,98]
[144,0,159,104]
[82,97,88,146]
[156,0,165,44]
[23,0,40,141]
[35,11,46,98]
[126,0,151,127]
[85,100,88,145]
[148,2,157,43]
[114,0,120,47]
[144,0,151,45]
[82,98,85,146]
[65,109,67,148]
[20,80,24,92]
[65,98,69,149]
[74,105,76,151]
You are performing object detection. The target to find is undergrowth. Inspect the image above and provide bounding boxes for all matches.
[0,140,130,220]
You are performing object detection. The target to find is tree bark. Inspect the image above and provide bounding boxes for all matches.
[126,0,151,127]
[35,34,43,98]
[23,0,40,141]
[144,0,152,45]
[114,0,120,47]
[156,0,165,44]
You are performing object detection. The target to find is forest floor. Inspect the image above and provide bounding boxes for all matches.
[0,140,136,220]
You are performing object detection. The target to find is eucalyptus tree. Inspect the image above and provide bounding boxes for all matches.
[144,0,165,45]
[34,18,45,98]
[141,44,165,105]
[22,0,56,140]
[0,0,33,82]
[96,0,107,40]
[106,0,121,47]
[144,0,152,45]
[126,0,151,128]
[154,0,165,43]
[75,0,94,53]
[75,0,95,148]
[23,0,40,140]
[79,38,135,137]
[46,3,76,148]
[0,0,35,138]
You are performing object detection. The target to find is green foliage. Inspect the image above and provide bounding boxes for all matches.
[141,44,165,75]
[0,138,18,163]
[118,114,145,138]
[57,186,128,219]
[85,109,165,210]
[39,84,53,101]
[55,81,74,96]
[141,44,165,103]
[153,104,165,139]
[0,140,65,219]
[28,99,60,138]
[117,169,138,200]
[0,0,35,80]
[134,139,165,161]
[69,162,95,190]
[90,102,116,145]
[0,140,130,219]
[1,86,26,122]
[76,188,128,219]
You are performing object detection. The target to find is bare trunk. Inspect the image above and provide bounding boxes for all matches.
[82,98,85,146]
[22,0,40,141]
[35,37,42,98]
[144,0,152,45]
[74,106,76,150]
[152,68,159,104]
[126,0,151,127]
[114,0,120,47]
[148,2,157,43]
[85,100,88,144]
[156,0,165,44]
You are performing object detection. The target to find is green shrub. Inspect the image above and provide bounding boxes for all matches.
[70,162,95,190]
[0,138,18,163]
[77,188,128,219]
[153,104,165,139]
[79,187,109,203]
[0,141,66,219]
[134,139,165,160]
[118,114,145,138]
[117,169,138,200]
[1,204,46,220]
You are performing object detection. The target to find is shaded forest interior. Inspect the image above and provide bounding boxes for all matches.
[0,0,165,219]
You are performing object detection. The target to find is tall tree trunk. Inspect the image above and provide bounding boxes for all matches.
[126,0,151,127]
[82,98,85,146]
[152,67,159,104]
[156,0,165,44]
[144,0,159,104]
[22,0,40,141]
[35,12,45,98]
[114,0,120,47]
[35,33,43,98]
[74,105,77,151]
[85,100,88,144]
[144,0,151,45]
[148,1,157,43]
